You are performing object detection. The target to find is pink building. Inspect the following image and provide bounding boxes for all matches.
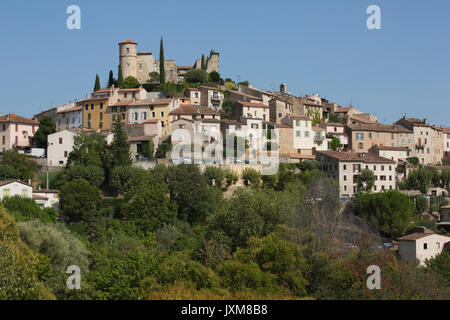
[0,114,39,152]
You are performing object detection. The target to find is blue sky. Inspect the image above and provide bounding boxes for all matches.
[0,0,449,126]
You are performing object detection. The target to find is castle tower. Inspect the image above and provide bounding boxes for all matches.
[119,39,138,80]
[206,51,219,73]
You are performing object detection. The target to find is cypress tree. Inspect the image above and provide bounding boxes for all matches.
[94,74,101,92]
[201,54,206,70]
[110,117,132,168]
[117,65,124,88]
[160,36,166,84]
[108,70,115,88]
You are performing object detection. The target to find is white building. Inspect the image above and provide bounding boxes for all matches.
[316,151,397,198]
[397,232,450,266]
[32,189,60,210]
[56,105,83,131]
[0,180,33,200]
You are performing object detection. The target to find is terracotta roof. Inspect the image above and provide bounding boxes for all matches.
[312,126,326,131]
[348,115,377,124]
[92,88,111,94]
[347,123,412,134]
[131,99,172,106]
[119,39,137,45]
[33,189,59,194]
[321,122,345,127]
[0,114,38,125]
[145,119,160,124]
[220,120,239,125]
[32,194,48,201]
[375,146,410,151]
[335,106,353,113]
[442,127,450,134]
[316,151,395,163]
[119,88,140,92]
[57,106,83,114]
[397,233,436,241]
[79,97,108,103]
[128,135,156,142]
[276,123,293,129]
[238,101,269,108]
[289,153,316,160]
[0,180,32,187]
[110,100,134,107]
[291,115,310,121]
[199,86,221,91]
[169,105,220,116]
[303,101,324,107]
[177,65,193,70]
[196,118,221,124]
[225,90,262,101]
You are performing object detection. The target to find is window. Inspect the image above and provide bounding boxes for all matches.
[161,112,164,117]
[100,103,103,109]
[343,165,347,170]
[296,120,301,126]
[304,131,310,137]
[126,47,130,54]
[15,124,18,132]
[152,112,156,118]
[138,63,142,71]
[91,104,94,110]
[85,104,88,110]
[423,243,428,250]
[2,136,5,145]
[356,133,364,140]
[344,175,347,181]
[59,138,63,144]
[100,112,103,121]
[437,243,440,249]
[64,151,68,157]
[22,189,28,197]
[3,189,10,197]
[278,113,282,118]
[296,131,301,137]
[381,166,385,171]
[358,143,364,149]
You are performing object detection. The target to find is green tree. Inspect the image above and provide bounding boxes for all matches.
[167,165,222,224]
[67,132,108,168]
[110,118,132,168]
[34,115,56,149]
[184,69,208,83]
[155,139,172,159]
[406,168,431,194]
[18,220,91,299]
[117,65,124,88]
[149,72,160,84]
[356,169,376,193]
[160,36,166,84]
[108,70,115,88]
[355,190,416,238]
[59,179,102,222]
[425,250,450,285]
[209,71,221,83]
[141,140,155,160]
[122,76,140,89]
[201,54,206,70]
[110,166,148,195]
[0,206,55,300]
[330,137,342,151]
[65,164,105,188]
[242,168,262,188]
[416,195,428,213]
[0,149,40,181]
[94,74,101,92]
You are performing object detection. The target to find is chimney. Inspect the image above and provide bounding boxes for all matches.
[280,83,286,94]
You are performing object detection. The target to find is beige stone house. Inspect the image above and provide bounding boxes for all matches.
[443,128,450,164]
[397,231,450,266]
[346,123,413,154]
[316,151,397,198]
[232,101,270,122]
[395,117,444,165]
[368,145,411,164]
[0,114,39,152]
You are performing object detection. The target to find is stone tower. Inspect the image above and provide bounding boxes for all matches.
[119,39,138,79]
[206,51,219,73]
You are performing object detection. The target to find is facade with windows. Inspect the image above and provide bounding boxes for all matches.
[346,123,413,154]
[0,114,38,153]
[56,106,83,131]
[0,180,33,201]
[397,232,450,266]
[316,151,396,198]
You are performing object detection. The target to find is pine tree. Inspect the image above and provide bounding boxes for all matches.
[108,70,115,88]
[94,74,101,92]
[117,65,124,88]
[110,117,132,168]
[159,36,166,84]
[201,54,206,70]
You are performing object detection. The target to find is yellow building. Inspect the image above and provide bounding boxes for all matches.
[78,97,110,130]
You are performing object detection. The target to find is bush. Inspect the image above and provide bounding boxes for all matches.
[110,166,148,195]
[18,220,91,299]
[242,168,262,188]
[2,196,57,223]
[59,179,102,222]
[122,76,140,89]
[416,195,428,213]
[184,69,208,83]
[65,165,105,188]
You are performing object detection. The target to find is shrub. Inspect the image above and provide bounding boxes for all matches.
[65,165,105,188]
[184,69,208,83]
[2,196,57,223]
[59,179,102,222]
[242,168,262,188]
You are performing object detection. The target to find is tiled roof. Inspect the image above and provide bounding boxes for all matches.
[347,123,412,134]
[79,97,108,103]
[316,151,395,163]
[169,105,220,116]
[0,180,32,187]
[334,106,353,113]
[291,115,310,121]
[110,100,134,107]
[238,101,269,108]
[119,88,140,92]
[131,99,172,106]
[375,146,410,151]
[57,106,83,113]
[128,135,156,142]
[119,39,137,45]
[289,153,316,160]
[33,189,60,194]
[92,88,111,94]
[32,194,48,201]
[0,114,39,125]
[397,233,435,241]
[348,115,377,124]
